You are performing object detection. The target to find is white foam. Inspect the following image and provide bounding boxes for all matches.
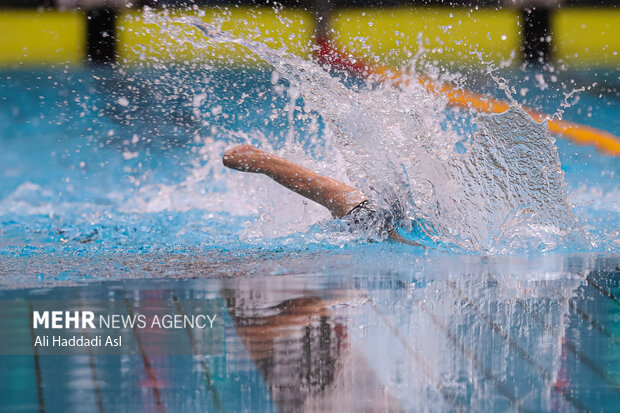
[121,12,590,252]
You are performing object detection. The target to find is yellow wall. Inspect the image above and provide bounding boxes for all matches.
[0,7,619,67]
[0,10,85,66]
[331,8,521,67]
[116,8,315,66]
[553,8,620,66]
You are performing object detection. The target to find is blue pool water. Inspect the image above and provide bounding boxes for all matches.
[0,58,619,412]
[1,66,618,256]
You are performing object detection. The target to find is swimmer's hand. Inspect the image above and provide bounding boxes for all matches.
[223,144,270,173]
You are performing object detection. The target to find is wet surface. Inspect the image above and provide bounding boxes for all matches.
[1,253,619,411]
[0,50,618,412]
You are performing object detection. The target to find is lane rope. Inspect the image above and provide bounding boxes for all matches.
[314,38,620,158]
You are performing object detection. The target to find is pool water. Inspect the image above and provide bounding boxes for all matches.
[0,257,619,412]
[0,34,619,411]
[1,64,618,256]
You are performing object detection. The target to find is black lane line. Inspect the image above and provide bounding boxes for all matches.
[568,299,620,347]
[370,301,467,412]
[172,296,222,412]
[416,299,526,411]
[548,274,620,347]
[585,275,620,307]
[514,296,620,395]
[28,302,46,413]
[391,280,525,410]
[124,299,165,413]
[549,275,620,347]
[447,280,589,413]
[77,301,105,413]
[448,281,552,380]
[488,274,620,397]
[85,340,105,413]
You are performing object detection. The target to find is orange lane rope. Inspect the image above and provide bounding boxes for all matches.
[418,75,620,158]
[315,39,620,158]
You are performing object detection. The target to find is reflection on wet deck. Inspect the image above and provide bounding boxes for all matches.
[0,255,619,412]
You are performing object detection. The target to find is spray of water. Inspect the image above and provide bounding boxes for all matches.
[124,10,591,253]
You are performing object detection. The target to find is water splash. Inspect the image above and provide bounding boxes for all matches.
[142,13,587,253]
[0,10,596,254]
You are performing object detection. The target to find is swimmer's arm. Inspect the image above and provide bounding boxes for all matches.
[388,230,423,247]
[223,145,367,218]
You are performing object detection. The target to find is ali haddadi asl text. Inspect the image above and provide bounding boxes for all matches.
[34,335,122,347]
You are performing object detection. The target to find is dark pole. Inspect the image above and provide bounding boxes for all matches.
[87,7,118,64]
[314,0,331,44]
[522,6,552,65]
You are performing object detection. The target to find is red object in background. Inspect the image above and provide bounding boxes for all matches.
[313,35,373,77]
